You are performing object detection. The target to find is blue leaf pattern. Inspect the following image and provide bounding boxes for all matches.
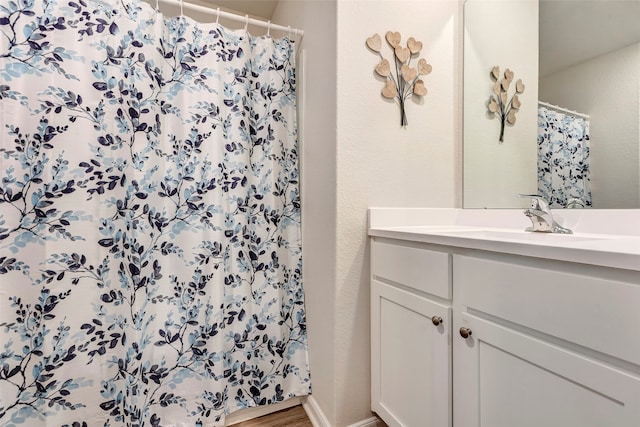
[0,1,310,425]
[537,107,592,208]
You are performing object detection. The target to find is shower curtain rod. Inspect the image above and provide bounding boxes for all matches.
[538,101,589,120]
[155,0,304,37]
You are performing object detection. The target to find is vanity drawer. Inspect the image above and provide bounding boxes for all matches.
[372,240,451,299]
[454,254,640,365]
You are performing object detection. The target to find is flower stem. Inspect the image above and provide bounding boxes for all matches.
[394,53,408,126]
[400,99,408,126]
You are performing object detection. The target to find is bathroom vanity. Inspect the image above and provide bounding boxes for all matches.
[369,208,640,427]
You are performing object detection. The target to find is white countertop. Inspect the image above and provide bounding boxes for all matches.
[368,208,640,272]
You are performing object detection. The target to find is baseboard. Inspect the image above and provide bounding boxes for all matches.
[302,396,383,427]
[345,417,383,427]
[225,397,302,425]
[302,395,331,427]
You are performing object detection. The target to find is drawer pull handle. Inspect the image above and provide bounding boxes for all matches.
[459,327,472,339]
[431,316,443,326]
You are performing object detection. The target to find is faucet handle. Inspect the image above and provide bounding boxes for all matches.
[518,194,550,211]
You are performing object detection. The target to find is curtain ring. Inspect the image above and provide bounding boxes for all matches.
[216,7,220,24]
[244,14,249,32]
[266,20,271,37]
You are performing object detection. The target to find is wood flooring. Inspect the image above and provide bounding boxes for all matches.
[228,405,313,427]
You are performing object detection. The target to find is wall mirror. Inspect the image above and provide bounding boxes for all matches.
[463,0,640,209]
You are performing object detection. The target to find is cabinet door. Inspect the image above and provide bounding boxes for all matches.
[371,279,451,427]
[454,313,640,427]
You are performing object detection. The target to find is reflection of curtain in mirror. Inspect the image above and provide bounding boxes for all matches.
[537,107,592,208]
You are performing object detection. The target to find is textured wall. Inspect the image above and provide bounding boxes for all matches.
[335,0,461,425]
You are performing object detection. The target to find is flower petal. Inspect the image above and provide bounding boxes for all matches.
[418,58,432,75]
[395,46,410,63]
[407,37,423,54]
[413,80,427,96]
[401,64,417,82]
[366,33,382,52]
[382,79,397,99]
[385,31,401,48]
[488,97,499,113]
[491,66,500,81]
[375,59,390,77]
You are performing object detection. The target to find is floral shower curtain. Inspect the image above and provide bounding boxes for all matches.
[0,1,310,426]
[537,106,592,208]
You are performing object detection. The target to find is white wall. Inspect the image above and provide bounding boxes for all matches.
[463,0,539,208]
[277,1,461,425]
[335,0,461,425]
[272,0,339,424]
[540,43,640,209]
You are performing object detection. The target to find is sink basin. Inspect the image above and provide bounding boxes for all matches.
[432,229,606,243]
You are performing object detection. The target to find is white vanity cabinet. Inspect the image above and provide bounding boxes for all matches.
[453,254,640,427]
[370,239,452,427]
[371,237,640,427]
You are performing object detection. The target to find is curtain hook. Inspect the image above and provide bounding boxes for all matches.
[244,14,249,32]
[266,20,271,37]
[216,7,220,24]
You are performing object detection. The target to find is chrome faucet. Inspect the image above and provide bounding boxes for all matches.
[518,194,573,234]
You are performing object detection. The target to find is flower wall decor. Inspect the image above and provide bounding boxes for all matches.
[487,66,525,142]
[366,31,432,126]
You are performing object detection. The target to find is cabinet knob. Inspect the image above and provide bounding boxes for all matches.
[459,327,472,339]
[431,316,443,326]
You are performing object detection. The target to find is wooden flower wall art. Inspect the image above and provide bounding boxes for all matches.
[366,31,432,126]
[487,66,525,142]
